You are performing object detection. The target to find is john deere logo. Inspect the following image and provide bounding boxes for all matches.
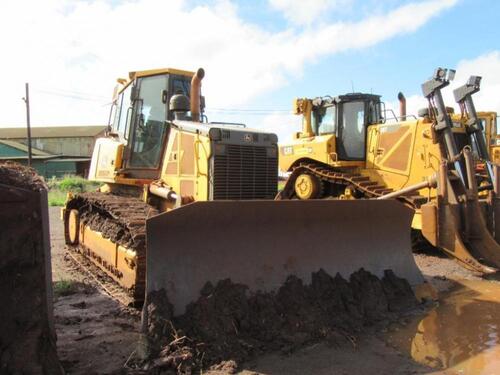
[243,134,252,142]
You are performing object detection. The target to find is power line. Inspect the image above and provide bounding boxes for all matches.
[35,86,109,100]
[26,88,293,114]
[208,107,290,112]
[34,89,109,103]
[205,111,293,116]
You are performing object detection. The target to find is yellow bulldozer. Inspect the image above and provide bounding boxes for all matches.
[481,111,500,163]
[278,68,500,275]
[62,67,425,312]
[450,110,499,167]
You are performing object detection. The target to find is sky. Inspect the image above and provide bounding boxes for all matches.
[1,0,499,141]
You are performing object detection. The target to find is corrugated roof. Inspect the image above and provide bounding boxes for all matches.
[0,125,106,139]
[48,157,91,162]
[0,139,52,156]
[0,155,58,160]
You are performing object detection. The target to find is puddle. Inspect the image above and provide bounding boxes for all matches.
[386,280,500,374]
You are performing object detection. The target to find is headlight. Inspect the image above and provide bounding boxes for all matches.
[281,146,293,155]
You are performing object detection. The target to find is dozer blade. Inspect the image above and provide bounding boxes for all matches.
[145,200,424,316]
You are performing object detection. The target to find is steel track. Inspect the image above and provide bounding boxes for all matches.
[278,161,427,207]
[65,192,158,305]
[65,248,139,308]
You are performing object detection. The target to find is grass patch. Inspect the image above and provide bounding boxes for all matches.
[47,175,101,206]
[48,190,67,206]
[47,175,100,193]
[53,279,79,297]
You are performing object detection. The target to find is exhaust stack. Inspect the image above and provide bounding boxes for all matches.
[398,92,406,121]
[190,68,205,122]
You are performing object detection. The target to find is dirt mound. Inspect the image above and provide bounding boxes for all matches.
[0,164,62,374]
[137,268,418,374]
[0,161,47,191]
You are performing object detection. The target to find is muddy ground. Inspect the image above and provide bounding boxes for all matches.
[49,206,480,375]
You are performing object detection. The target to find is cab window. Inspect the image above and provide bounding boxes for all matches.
[172,77,190,96]
[368,100,381,125]
[111,95,122,131]
[168,76,191,120]
[129,75,168,168]
[112,84,132,140]
[315,105,336,135]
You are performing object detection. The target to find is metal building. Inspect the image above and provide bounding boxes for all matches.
[0,125,106,178]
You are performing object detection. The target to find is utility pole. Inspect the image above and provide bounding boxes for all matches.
[23,83,32,166]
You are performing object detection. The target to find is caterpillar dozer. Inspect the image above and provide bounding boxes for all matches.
[62,67,425,312]
[278,68,500,274]
[450,110,499,166]
[480,111,500,164]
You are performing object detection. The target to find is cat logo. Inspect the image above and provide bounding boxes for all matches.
[243,134,252,143]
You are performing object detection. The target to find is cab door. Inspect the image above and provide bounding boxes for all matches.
[337,101,367,161]
[125,74,169,178]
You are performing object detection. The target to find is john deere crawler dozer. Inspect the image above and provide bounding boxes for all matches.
[279,68,500,274]
[63,67,425,312]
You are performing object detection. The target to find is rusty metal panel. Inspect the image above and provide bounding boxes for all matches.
[421,203,438,246]
[146,199,423,315]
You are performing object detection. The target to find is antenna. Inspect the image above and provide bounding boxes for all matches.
[351,80,355,93]
[22,83,32,167]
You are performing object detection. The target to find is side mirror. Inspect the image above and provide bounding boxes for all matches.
[112,85,120,103]
[130,86,139,101]
[200,95,206,112]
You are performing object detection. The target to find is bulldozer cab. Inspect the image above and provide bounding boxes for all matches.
[477,112,499,156]
[109,69,193,179]
[311,94,382,161]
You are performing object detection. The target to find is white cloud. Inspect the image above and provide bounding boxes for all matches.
[269,0,349,26]
[385,51,500,119]
[0,0,457,131]
[453,51,500,114]
[385,94,427,120]
[254,111,300,143]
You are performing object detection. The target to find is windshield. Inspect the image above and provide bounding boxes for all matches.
[313,105,336,135]
[338,101,366,160]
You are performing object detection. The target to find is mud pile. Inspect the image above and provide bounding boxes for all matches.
[0,161,47,191]
[139,268,418,373]
[0,162,62,374]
